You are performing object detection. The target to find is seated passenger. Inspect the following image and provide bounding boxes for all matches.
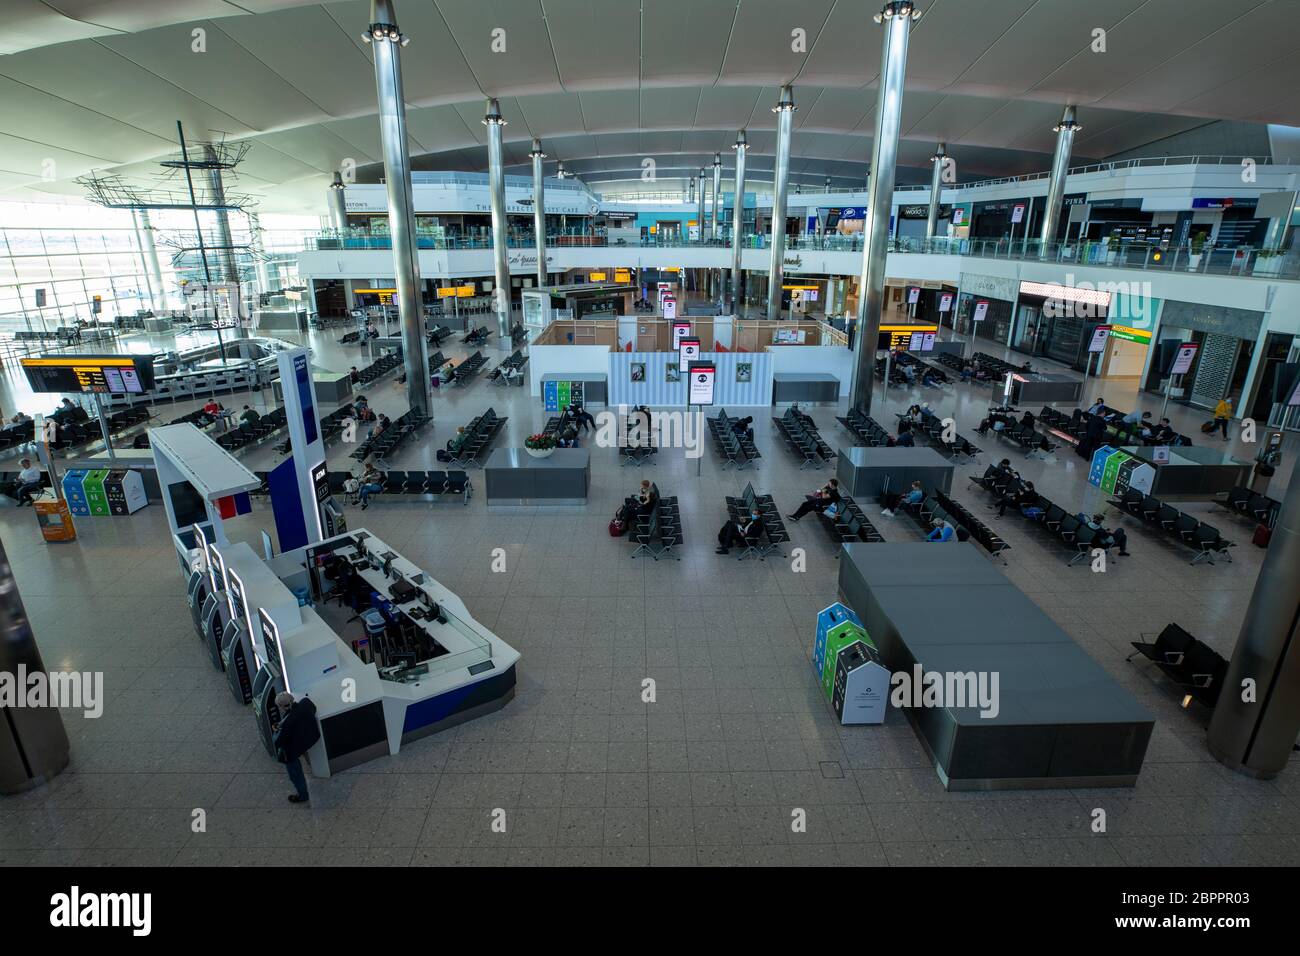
[357,464,383,510]
[716,510,765,555]
[926,518,956,542]
[881,479,924,517]
[894,425,915,447]
[446,426,469,455]
[1085,513,1130,556]
[788,478,840,522]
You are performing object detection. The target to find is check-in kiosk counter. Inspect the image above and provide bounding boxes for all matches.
[274,531,520,774]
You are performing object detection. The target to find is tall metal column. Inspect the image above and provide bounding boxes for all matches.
[249,212,272,299]
[203,144,247,338]
[710,153,723,240]
[925,142,946,240]
[766,85,796,322]
[0,532,70,794]
[1208,464,1300,778]
[365,0,430,417]
[730,131,748,315]
[1039,106,1080,255]
[484,98,512,341]
[825,176,832,193]
[696,168,706,242]
[848,2,919,412]
[326,171,349,233]
[133,208,165,312]
[529,139,547,289]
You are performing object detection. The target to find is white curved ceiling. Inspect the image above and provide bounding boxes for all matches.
[1,0,1297,212]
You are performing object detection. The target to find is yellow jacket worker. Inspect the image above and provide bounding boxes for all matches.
[1212,397,1232,440]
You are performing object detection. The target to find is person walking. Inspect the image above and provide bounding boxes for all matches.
[1212,397,1233,441]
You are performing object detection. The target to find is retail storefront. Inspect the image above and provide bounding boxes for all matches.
[1142,300,1264,411]
[952,272,1018,344]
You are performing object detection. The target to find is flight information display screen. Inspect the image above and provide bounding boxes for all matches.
[20,355,155,394]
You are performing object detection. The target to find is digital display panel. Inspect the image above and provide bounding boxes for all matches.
[259,608,283,680]
[21,355,154,394]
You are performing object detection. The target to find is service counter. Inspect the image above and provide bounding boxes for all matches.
[1011,373,1083,406]
[484,447,590,505]
[772,372,839,405]
[836,446,954,500]
[264,530,519,775]
[1120,445,1252,501]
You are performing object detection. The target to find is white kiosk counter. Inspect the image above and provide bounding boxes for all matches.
[260,529,519,776]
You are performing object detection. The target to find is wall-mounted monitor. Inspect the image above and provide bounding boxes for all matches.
[20,354,156,394]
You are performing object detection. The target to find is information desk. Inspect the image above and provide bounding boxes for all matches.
[772,372,839,405]
[484,447,590,505]
[1120,445,1252,501]
[1010,373,1083,406]
[837,542,1153,790]
[259,530,519,776]
[835,446,954,500]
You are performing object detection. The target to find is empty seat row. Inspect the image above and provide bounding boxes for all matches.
[837,408,890,446]
[216,407,287,453]
[1217,485,1279,531]
[1127,623,1226,709]
[772,407,834,469]
[911,407,981,460]
[355,350,403,386]
[452,351,488,386]
[368,469,471,503]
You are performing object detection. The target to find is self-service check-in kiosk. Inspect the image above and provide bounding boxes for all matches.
[251,663,285,757]
[199,537,232,670]
[221,544,300,707]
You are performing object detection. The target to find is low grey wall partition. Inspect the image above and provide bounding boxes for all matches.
[836,446,954,501]
[837,542,1153,790]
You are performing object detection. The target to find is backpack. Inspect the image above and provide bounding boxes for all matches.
[609,517,627,537]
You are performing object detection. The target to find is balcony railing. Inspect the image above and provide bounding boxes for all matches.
[306,230,1299,280]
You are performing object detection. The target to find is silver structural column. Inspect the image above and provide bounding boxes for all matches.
[249,212,272,298]
[730,130,748,314]
[203,144,246,338]
[366,0,429,417]
[766,85,795,322]
[484,98,512,341]
[327,171,349,233]
[848,2,918,412]
[1208,463,1300,778]
[1039,106,1080,255]
[0,533,70,794]
[925,142,946,240]
[696,169,706,242]
[133,208,165,312]
[825,176,832,193]
[529,139,547,289]
[711,153,723,240]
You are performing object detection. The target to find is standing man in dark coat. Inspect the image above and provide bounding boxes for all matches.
[273,692,320,804]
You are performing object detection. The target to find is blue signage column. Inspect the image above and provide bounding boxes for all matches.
[276,347,328,546]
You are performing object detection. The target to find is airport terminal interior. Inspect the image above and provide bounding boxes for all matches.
[1,0,1300,870]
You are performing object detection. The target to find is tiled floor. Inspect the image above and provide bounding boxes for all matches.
[1,315,1298,867]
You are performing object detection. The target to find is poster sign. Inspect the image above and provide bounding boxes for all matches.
[678,337,701,372]
[907,286,920,305]
[1011,203,1026,224]
[921,332,936,351]
[1152,446,1171,464]
[1088,325,1112,353]
[1170,342,1199,376]
[672,321,691,349]
[972,300,989,323]
[662,295,677,321]
[688,362,715,406]
[938,293,953,313]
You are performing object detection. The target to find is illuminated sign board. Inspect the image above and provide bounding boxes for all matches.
[589,272,607,282]
[1018,280,1112,309]
[1108,324,1152,344]
[678,337,701,372]
[21,355,154,395]
[688,362,716,406]
[879,324,939,350]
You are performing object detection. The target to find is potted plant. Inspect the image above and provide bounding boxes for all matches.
[524,432,557,459]
[1188,235,1207,271]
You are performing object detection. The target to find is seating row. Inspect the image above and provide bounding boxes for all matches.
[708,409,761,469]
[969,465,1116,566]
[631,494,683,561]
[927,489,1010,561]
[367,468,471,504]
[815,493,884,546]
[452,351,488,386]
[427,325,452,347]
[350,407,430,463]
[620,412,657,466]
[1216,485,1279,531]
[510,323,529,345]
[724,482,790,560]
[908,406,981,460]
[217,407,287,453]
[355,349,403,386]
[462,325,492,345]
[979,406,1058,459]
[772,407,835,469]
[836,408,890,446]
[488,349,529,387]
[1127,623,1227,709]
[1038,404,1193,448]
[1109,486,1235,565]
[446,407,508,467]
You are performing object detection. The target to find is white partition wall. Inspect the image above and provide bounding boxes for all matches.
[608,351,773,406]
